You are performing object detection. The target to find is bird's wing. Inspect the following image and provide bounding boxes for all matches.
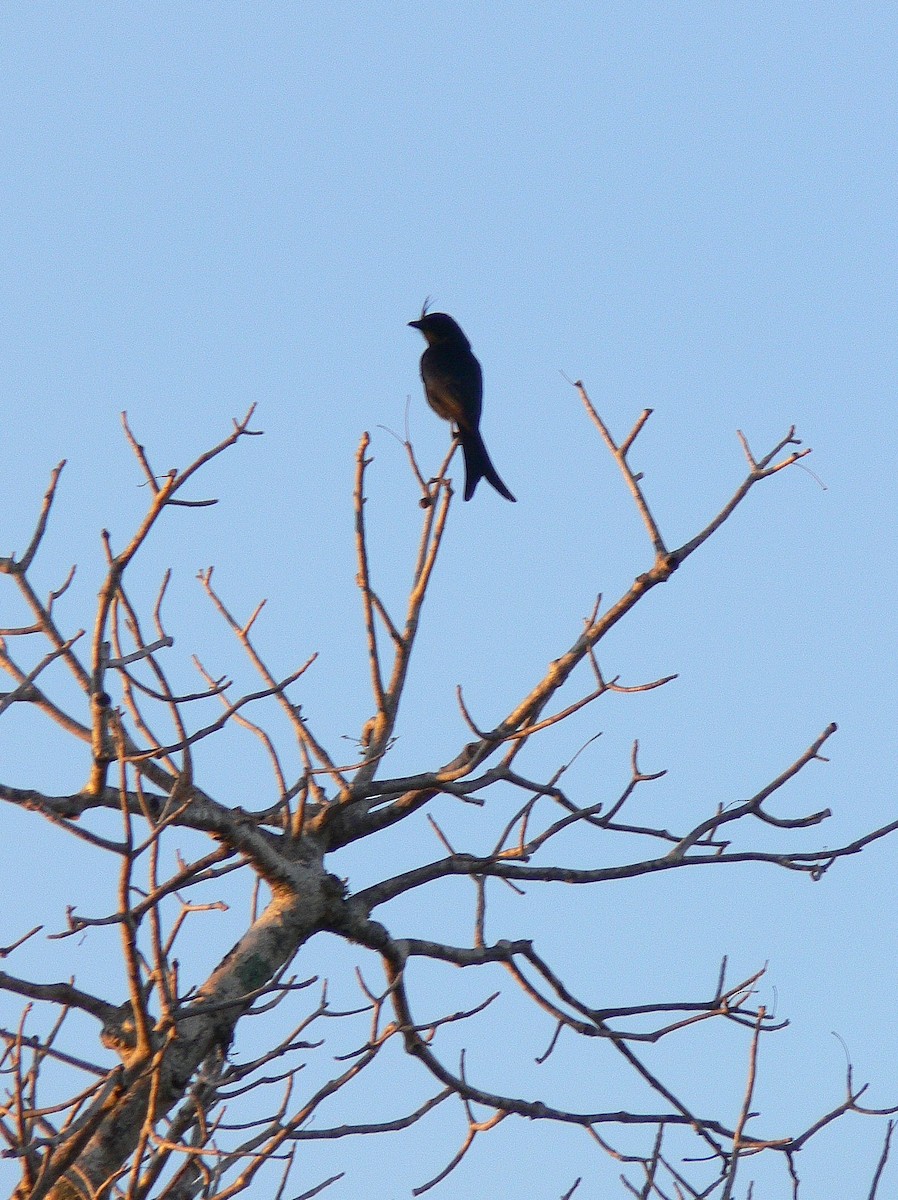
[421,347,483,431]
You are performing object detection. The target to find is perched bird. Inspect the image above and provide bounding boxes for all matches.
[408,311,516,502]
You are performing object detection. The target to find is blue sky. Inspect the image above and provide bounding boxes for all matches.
[1,4,896,1196]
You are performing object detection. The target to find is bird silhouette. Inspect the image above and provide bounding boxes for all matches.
[408,311,516,502]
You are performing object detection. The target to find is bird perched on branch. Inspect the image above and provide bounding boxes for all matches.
[408,310,516,502]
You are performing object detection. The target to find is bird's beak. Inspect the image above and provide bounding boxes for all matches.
[408,319,423,329]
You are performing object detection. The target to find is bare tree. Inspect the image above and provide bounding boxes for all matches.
[0,390,895,1200]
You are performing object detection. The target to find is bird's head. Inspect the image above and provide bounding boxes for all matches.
[408,310,468,347]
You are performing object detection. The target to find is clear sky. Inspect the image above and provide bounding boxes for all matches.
[1,4,896,1197]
